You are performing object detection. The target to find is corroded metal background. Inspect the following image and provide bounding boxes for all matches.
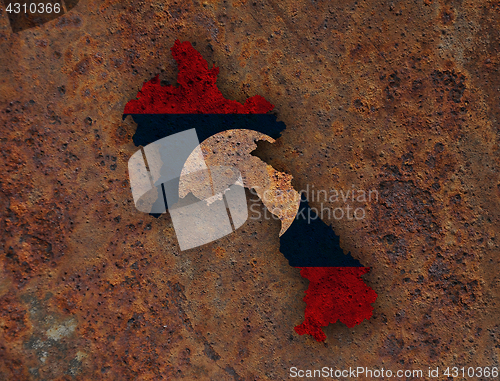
[1,0,500,379]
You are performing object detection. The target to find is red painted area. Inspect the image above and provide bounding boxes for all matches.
[294,267,378,342]
[124,40,274,114]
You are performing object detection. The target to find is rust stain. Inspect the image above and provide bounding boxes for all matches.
[214,247,226,258]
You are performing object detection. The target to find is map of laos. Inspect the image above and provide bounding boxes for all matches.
[124,40,377,342]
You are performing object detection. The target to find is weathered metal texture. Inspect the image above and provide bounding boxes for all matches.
[0,0,499,380]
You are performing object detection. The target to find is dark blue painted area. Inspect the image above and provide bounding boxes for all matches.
[279,197,363,267]
[127,112,361,268]
[126,113,285,218]
[124,114,286,146]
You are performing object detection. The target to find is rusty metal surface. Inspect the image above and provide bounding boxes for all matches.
[1,0,500,380]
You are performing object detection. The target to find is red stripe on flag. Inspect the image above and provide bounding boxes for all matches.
[294,267,378,342]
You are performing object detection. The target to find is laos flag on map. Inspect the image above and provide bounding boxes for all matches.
[123,40,377,342]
